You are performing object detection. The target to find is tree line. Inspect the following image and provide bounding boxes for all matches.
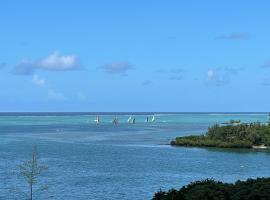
[171,122,270,148]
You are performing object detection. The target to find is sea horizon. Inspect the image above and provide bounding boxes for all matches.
[0,111,269,116]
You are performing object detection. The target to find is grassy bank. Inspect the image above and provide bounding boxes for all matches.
[171,123,270,148]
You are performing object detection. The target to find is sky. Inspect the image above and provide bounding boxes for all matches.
[1,0,270,112]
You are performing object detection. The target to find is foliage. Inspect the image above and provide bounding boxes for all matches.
[19,146,49,200]
[171,123,270,148]
[152,177,270,200]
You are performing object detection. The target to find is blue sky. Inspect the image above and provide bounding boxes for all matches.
[1,0,270,112]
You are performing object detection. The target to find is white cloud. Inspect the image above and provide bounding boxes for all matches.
[47,89,66,101]
[30,74,66,101]
[32,74,45,86]
[39,52,78,70]
[14,51,80,75]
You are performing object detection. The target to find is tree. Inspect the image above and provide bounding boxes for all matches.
[152,178,270,200]
[19,146,48,200]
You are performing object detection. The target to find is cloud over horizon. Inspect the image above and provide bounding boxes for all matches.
[31,74,66,101]
[205,67,243,86]
[13,51,80,75]
[100,62,134,75]
[215,32,250,40]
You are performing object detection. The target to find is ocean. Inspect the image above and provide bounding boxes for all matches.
[0,113,270,199]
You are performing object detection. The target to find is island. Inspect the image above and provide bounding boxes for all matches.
[171,122,270,148]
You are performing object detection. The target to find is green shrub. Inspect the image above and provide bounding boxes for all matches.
[152,178,270,200]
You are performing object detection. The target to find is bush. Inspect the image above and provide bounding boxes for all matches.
[152,178,270,200]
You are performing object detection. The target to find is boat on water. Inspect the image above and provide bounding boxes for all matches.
[94,116,100,124]
[113,116,118,125]
[151,115,155,122]
[132,118,136,124]
[127,116,132,123]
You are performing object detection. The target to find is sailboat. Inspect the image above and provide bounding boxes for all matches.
[132,118,136,124]
[145,116,149,122]
[151,115,155,122]
[113,116,118,125]
[94,115,100,124]
[127,116,132,123]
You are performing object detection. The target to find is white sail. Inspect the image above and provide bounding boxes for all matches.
[127,116,132,123]
[151,115,155,122]
[145,117,149,122]
[94,116,100,124]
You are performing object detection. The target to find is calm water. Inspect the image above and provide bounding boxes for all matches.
[1,113,270,199]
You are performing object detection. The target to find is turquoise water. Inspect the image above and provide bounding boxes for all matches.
[1,113,270,199]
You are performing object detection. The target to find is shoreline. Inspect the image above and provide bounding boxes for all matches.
[171,122,270,149]
[171,142,270,150]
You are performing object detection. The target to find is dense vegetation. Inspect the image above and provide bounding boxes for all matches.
[171,123,270,148]
[153,178,270,200]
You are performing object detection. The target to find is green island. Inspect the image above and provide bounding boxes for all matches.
[171,122,270,148]
[152,177,270,200]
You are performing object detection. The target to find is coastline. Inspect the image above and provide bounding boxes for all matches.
[171,122,270,149]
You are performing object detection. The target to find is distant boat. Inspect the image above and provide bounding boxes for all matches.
[127,116,132,123]
[151,115,155,122]
[113,116,118,125]
[132,118,136,124]
[145,116,149,122]
[94,116,100,124]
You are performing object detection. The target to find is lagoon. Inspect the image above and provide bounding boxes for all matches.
[0,113,270,199]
